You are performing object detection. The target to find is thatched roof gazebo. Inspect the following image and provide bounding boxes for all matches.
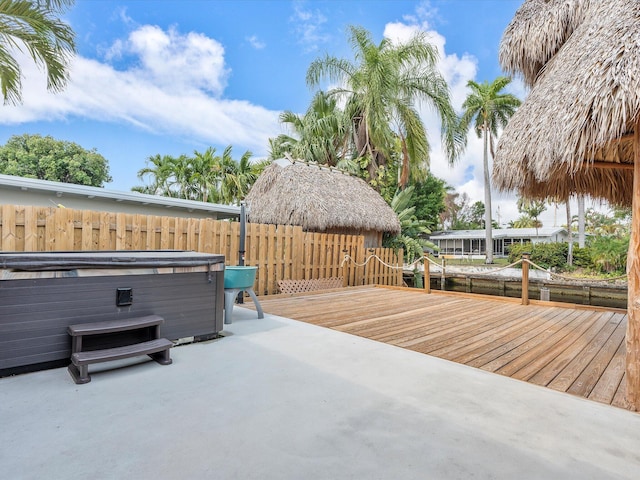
[493,0,640,409]
[245,159,400,248]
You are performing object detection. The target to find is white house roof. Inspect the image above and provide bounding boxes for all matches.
[430,227,567,241]
[0,174,240,219]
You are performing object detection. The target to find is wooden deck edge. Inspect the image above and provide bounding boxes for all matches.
[374,285,627,314]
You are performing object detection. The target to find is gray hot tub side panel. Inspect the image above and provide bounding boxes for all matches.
[0,271,223,371]
[0,251,225,374]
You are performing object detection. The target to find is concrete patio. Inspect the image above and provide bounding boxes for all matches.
[2,307,640,479]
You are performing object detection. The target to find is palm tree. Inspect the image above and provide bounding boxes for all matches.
[566,197,573,266]
[215,147,260,205]
[306,25,464,188]
[460,76,521,263]
[190,147,218,202]
[577,194,586,247]
[0,0,76,104]
[271,90,354,170]
[136,154,176,195]
[517,197,546,236]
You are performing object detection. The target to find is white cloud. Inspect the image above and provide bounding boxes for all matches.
[0,26,281,157]
[246,35,266,50]
[114,6,135,26]
[127,25,229,95]
[290,2,330,52]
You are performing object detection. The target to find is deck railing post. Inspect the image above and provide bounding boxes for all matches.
[423,252,430,294]
[522,253,530,305]
[342,249,349,288]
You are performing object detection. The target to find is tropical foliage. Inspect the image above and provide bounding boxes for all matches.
[0,0,76,104]
[460,76,521,263]
[0,133,110,186]
[134,146,267,205]
[269,91,355,171]
[509,198,546,229]
[383,186,437,263]
[301,25,464,188]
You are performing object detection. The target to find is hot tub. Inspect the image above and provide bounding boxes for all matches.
[0,250,225,376]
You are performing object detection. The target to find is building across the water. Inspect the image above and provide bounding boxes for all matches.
[429,227,569,259]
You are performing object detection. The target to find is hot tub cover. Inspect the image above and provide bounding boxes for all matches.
[0,250,225,271]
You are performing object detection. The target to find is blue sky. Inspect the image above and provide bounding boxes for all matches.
[0,0,568,225]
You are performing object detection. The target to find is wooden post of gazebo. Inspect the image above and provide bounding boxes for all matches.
[626,119,640,411]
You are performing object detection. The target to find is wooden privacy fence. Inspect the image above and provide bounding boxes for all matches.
[0,205,403,295]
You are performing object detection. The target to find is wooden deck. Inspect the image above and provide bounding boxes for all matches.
[251,285,629,409]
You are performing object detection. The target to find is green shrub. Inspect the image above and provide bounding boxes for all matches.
[589,236,628,274]
[508,242,570,271]
[508,239,627,275]
[571,246,592,269]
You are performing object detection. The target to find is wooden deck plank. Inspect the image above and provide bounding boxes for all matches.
[466,308,569,368]
[495,310,602,380]
[416,309,544,360]
[612,373,628,408]
[588,335,627,404]
[339,298,470,337]
[529,311,618,387]
[448,309,566,365]
[478,309,591,373]
[566,314,627,397]
[392,303,523,349]
[253,286,630,410]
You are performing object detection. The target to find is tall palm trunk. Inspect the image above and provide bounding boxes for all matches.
[578,195,586,247]
[566,199,573,266]
[483,120,493,263]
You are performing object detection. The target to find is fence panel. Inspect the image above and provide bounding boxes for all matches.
[0,205,403,294]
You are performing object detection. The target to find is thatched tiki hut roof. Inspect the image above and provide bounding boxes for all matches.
[493,0,640,410]
[499,0,591,88]
[494,0,639,203]
[245,159,400,247]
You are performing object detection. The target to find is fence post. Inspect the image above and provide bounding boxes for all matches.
[522,253,530,305]
[441,257,446,291]
[423,252,430,294]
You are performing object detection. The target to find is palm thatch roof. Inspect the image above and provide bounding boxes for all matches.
[500,0,591,88]
[245,159,401,234]
[493,0,640,205]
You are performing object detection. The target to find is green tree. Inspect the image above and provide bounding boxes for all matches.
[307,25,464,188]
[411,174,447,231]
[0,133,110,186]
[0,0,76,104]
[460,76,521,263]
